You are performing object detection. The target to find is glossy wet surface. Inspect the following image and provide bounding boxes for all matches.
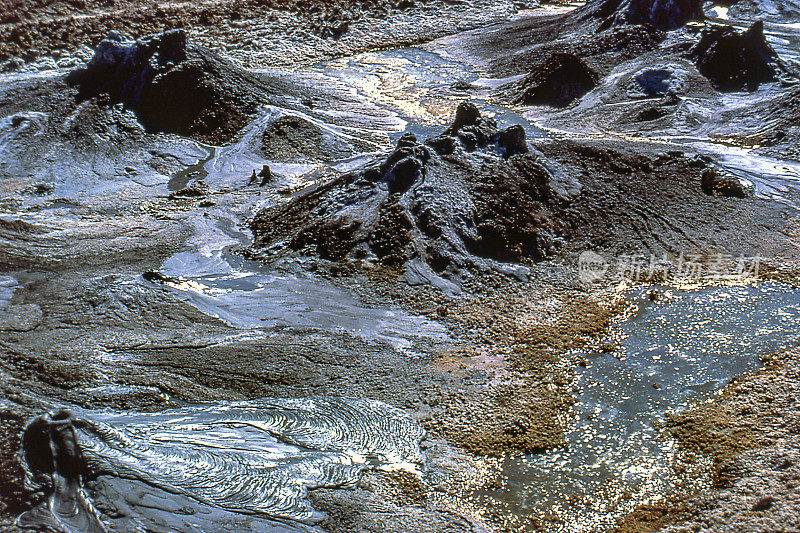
[480,282,800,531]
[20,398,426,533]
[5,12,800,532]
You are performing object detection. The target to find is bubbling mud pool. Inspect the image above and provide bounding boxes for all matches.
[18,397,425,533]
[478,282,800,531]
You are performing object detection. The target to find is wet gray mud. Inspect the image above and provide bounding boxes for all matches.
[477,282,800,531]
[19,398,424,533]
[3,1,800,533]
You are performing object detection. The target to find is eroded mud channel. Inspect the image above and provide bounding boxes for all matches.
[3,1,800,532]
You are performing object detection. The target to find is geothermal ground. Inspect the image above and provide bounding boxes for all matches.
[2,0,800,532]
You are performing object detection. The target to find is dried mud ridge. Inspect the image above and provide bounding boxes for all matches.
[15,398,427,532]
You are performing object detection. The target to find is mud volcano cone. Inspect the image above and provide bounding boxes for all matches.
[583,0,705,30]
[510,53,599,108]
[66,29,264,143]
[690,21,778,91]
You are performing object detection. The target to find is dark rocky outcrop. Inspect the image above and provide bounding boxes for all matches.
[18,411,106,533]
[168,180,209,199]
[498,125,530,158]
[582,0,705,30]
[66,30,269,143]
[689,21,778,91]
[249,104,568,289]
[701,167,748,197]
[250,165,275,187]
[508,53,598,108]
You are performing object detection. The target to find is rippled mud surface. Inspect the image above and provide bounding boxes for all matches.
[20,398,425,532]
[307,47,546,140]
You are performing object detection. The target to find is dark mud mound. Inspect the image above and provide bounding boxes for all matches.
[580,0,705,30]
[507,53,599,108]
[689,21,778,91]
[701,167,749,197]
[66,30,268,144]
[262,115,371,163]
[250,103,572,288]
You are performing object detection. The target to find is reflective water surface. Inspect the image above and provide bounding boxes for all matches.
[480,282,800,531]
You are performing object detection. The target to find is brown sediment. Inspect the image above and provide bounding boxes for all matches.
[758,260,800,289]
[433,294,625,456]
[613,346,800,532]
[435,379,574,456]
[611,497,694,533]
[0,409,32,518]
[666,349,800,483]
[390,277,628,457]
[372,470,429,507]
[0,0,418,62]
[507,295,625,373]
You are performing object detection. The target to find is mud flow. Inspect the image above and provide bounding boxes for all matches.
[3,1,800,532]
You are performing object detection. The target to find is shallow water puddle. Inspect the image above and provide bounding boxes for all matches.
[480,282,800,531]
[155,210,449,352]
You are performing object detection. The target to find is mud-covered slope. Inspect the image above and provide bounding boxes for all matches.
[66,29,286,144]
[250,103,581,291]
[578,0,705,30]
[539,140,794,259]
[471,0,799,160]
[718,0,800,22]
[250,102,795,291]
